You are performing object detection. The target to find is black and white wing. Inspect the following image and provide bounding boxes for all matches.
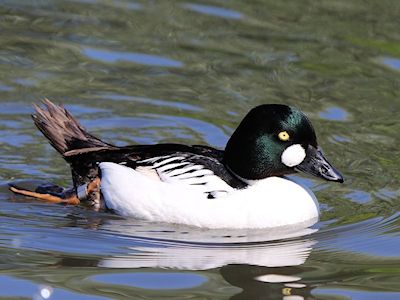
[134,153,244,198]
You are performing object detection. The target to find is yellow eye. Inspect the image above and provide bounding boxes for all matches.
[278,131,290,141]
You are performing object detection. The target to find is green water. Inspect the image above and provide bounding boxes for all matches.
[0,0,400,299]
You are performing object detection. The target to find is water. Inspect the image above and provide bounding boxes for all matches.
[1,0,400,299]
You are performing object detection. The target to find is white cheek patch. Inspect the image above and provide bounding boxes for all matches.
[281,144,306,167]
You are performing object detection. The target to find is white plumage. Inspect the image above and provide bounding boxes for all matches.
[99,162,319,229]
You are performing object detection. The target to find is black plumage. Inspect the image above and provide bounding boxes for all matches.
[33,100,246,190]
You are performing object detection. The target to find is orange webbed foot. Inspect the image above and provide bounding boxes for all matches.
[9,186,80,205]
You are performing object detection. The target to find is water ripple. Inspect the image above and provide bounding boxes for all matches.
[380,56,400,71]
[183,3,243,20]
[316,213,400,258]
[97,93,203,112]
[319,107,349,121]
[92,272,207,290]
[314,288,400,300]
[0,275,108,299]
[81,47,184,68]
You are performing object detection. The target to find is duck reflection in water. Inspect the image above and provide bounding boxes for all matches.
[55,218,318,300]
[221,264,313,300]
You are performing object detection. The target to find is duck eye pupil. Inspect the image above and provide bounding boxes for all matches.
[278,131,290,141]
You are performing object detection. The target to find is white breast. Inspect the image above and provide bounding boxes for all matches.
[99,162,319,229]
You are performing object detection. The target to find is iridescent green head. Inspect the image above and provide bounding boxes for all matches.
[224,104,343,183]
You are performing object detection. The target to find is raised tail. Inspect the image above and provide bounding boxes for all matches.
[33,99,114,156]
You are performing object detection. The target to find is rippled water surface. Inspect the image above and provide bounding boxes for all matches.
[1,0,400,299]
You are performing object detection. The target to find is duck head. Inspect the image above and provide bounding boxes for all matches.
[224,104,344,183]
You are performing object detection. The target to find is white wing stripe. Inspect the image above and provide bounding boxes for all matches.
[166,165,198,177]
[151,156,186,168]
[157,162,189,172]
[179,177,208,185]
[172,169,214,179]
[140,155,171,163]
[167,165,203,177]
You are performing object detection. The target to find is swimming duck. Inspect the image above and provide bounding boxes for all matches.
[11,100,343,229]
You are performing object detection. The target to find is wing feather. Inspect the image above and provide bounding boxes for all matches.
[136,154,235,198]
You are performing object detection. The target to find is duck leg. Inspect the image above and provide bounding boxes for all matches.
[9,177,101,206]
[9,185,80,205]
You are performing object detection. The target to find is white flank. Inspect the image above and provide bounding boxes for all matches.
[281,144,306,167]
[99,162,319,229]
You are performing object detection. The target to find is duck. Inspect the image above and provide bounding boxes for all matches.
[10,99,343,229]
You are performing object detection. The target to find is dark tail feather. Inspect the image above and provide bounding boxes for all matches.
[33,99,114,156]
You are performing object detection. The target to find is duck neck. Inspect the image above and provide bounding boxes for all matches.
[224,133,290,180]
